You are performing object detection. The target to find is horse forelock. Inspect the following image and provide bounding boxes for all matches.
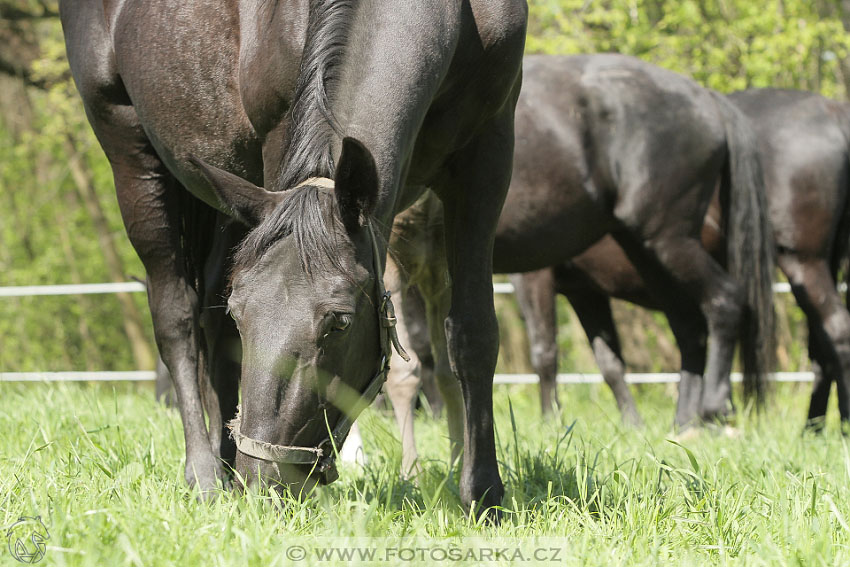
[274,0,355,193]
[230,186,349,284]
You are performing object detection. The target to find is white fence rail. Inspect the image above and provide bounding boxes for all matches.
[0,281,828,297]
[0,282,147,297]
[0,281,828,384]
[1,371,156,382]
[0,371,816,383]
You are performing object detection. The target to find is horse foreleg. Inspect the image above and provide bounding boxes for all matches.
[65,14,222,494]
[383,253,423,478]
[199,220,243,470]
[433,116,515,519]
[116,170,224,494]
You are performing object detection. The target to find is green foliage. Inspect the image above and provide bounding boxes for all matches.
[527,0,850,97]
[1,2,846,372]
[0,17,151,372]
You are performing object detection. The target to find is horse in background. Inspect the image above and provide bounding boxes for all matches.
[380,54,775,476]
[513,88,850,430]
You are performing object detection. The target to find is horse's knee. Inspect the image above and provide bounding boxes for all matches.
[153,297,197,348]
[591,337,623,381]
[385,358,422,405]
[823,310,850,355]
[530,342,556,373]
[706,289,743,337]
[445,312,498,380]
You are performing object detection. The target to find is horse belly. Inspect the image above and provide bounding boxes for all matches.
[493,188,611,274]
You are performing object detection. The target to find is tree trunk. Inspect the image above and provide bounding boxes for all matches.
[63,133,156,370]
[55,186,103,370]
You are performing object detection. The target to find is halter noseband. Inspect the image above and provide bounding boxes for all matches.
[227,177,409,483]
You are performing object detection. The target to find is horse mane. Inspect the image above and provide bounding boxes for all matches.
[232,1,355,279]
[273,0,354,192]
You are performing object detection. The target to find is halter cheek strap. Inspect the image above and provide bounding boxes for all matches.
[227,177,409,482]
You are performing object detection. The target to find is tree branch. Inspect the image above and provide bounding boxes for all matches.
[0,56,50,89]
[0,4,59,21]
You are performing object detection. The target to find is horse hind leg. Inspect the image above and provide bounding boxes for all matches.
[805,332,835,432]
[384,349,424,478]
[655,242,743,424]
[509,269,560,416]
[612,231,714,429]
[665,302,711,428]
[402,285,444,417]
[781,255,850,431]
[563,285,643,427]
[422,285,465,469]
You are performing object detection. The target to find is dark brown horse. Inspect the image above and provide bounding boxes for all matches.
[515,88,850,430]
[61,0,527,516]
[383,54,775,470]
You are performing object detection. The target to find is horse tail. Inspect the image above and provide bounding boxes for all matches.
[176,187,218,303]
[174,187,218,409]
[713,91,776,408]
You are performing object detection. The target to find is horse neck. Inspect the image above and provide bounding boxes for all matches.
[327,1,459,226]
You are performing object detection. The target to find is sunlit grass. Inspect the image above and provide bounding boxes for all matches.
[1,381,848,565]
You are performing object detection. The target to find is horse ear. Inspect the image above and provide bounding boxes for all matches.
[334,137,379,231]
[189,156,282,226]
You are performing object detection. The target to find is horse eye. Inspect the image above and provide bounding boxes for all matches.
[332,313,352,332]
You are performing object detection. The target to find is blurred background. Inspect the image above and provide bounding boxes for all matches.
[2,0,848,376]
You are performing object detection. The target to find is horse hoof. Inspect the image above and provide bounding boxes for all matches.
[185,455,227,498]
[672,427,702,442]
[400,461,423,482]
[460,473,504,524]
[622,410,644,429]
[721,425,742,438]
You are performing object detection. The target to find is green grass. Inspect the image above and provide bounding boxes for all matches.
[1,381,849,566]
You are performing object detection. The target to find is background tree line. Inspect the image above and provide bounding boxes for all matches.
[1,0,848,373]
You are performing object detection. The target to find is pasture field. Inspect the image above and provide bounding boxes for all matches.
[1,380,848,566]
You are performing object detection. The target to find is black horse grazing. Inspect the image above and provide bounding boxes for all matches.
[61,0,527,515]
[515,88,850,430]
[383,54,775,469]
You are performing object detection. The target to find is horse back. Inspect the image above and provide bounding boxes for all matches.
[495,54,728,271]
[730,88,850,257]
[62,0,307,203]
